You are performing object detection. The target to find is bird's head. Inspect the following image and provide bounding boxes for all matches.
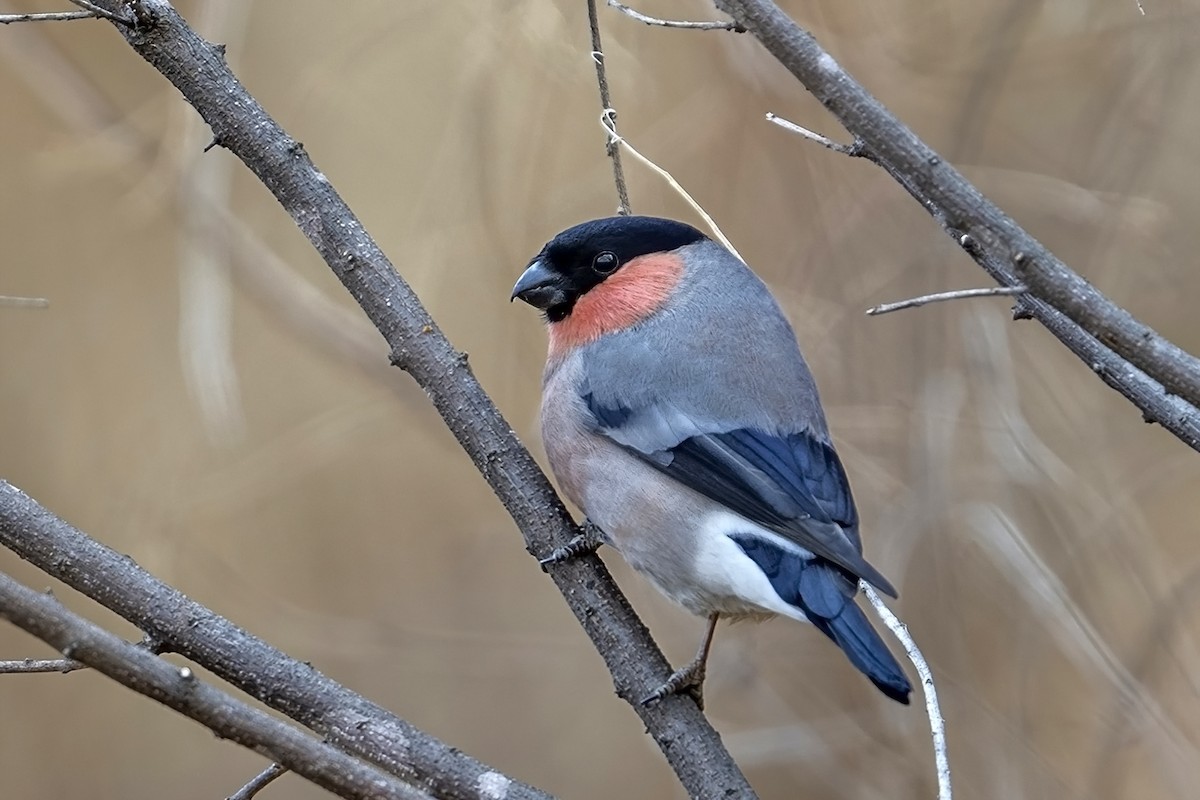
[512,216,707,355]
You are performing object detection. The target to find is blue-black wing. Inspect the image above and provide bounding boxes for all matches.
[587,394,896,597]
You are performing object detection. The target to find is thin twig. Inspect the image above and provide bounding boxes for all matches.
[67,0,130,25]
[765,112,862,156]
[866,285,1027,316]
[863,586,952,800]
[0,657,84,673]
[0,11,96,23]
[0,570,431,800]
[586,0,631,214]
[0,295,49,308]
[228,763,288,800]
[599,113,743,261]
[607,0,742,31]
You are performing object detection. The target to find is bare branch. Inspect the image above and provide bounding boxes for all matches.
[765,111,862,156]
[0,656,84,673]
[0,295,49,308]
[866,286,1027,317]
[863,586,951,800]
[0,570,431,800]
[586,0,631,215]
[0,10,97,23]
[66,1,753,796]
[0,481,551,800]
[717,0,1200,450]
[607,0,742,31]
[228,763,288,800]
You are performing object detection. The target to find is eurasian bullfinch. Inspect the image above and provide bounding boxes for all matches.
[512,215,911,706]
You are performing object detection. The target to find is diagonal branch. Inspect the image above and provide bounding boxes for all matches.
[716,0,1200,450]
[0,481,550,800]
[20,2,755,796]
[0,570,430,800]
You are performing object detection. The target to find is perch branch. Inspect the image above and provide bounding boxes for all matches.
[0,570,430,800]
[0,481,550,800]
[9,2,755,794]
[716,0,1200,450]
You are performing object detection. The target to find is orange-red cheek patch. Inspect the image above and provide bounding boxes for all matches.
[548,252,684,361]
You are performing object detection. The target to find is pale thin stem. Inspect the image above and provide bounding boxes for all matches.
[0,295,49,308]
[863,585,951,800]
[0,657,85,673]
[866,286,1027,316]
[599,113,743,261]
[607,1,742,30]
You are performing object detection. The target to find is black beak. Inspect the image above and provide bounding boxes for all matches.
[511,259,568,310]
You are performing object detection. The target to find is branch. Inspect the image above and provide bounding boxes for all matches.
[765,112,862,156]
[0,10,98,23]
[228,763,288,800]
[587,0,631,214]
[863,587,951,800]
[0,481,549,800]
[865,286,1027,316]
[716,0,1200,451]
[11,2,755,794]
[607,0,743,31]
[0,571,430,800]
[0,656,84,673]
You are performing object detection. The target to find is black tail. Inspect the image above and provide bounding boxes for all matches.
[733,535,912,704]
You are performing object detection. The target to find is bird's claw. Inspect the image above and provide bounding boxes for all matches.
[641,659,707,710]
[539,521,607,566]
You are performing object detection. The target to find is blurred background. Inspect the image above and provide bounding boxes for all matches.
[2,0,1199,797]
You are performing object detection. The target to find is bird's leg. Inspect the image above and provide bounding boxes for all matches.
[539,519,608,566]
[642,612,720,709]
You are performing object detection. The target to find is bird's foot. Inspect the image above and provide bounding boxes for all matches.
[539,520,607,566]
[641,657,707,710]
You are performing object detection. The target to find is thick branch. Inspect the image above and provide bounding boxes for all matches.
[0,481,548,800]
[0,571,429,800]
[15,2,754,795]
[717,0,1200,450]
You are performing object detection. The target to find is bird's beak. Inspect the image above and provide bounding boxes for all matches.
[511,259,568,310]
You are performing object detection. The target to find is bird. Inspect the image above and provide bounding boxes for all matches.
[511,215,911,706]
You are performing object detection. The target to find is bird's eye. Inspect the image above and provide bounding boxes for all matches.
[591,251,619,275]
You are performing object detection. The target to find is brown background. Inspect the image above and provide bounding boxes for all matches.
[2,1,1199,798]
